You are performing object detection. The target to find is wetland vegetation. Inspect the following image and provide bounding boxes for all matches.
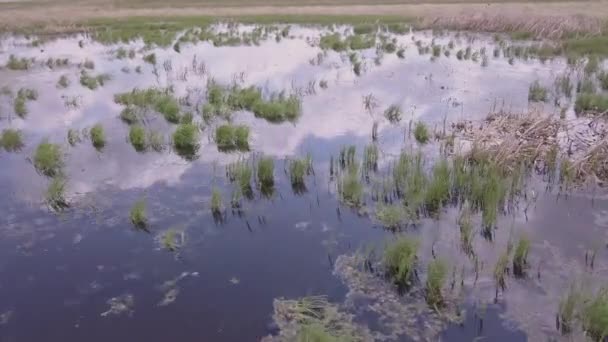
[1,16,608,342]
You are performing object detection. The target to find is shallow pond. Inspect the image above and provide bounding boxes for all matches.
[0,24,606,341]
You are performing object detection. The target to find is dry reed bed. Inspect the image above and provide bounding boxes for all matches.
[452,110,608,186]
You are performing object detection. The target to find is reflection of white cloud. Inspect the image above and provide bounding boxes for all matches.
[0,28,563,197]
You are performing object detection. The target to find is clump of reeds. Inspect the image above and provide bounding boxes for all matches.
[6,55,30,70]
[129,199,147,229]
[148,130,165,152]
[80,71,110,90]
[376,204,405,230]
[57,75,70,88]
[414,121,429,144]
[34,141,63,177]
[582,288,608,341]
[46,176,69,211]
[172,123,199,160]
[129,125,147,152]
[574,93,608,115]
[215,124,250,152]
[384,236,419,289]
[425,259,447,308]
[67,129,81,146]
[211,187,222,214]
[512,234,530,277]
[14,88,38,118]
[143,53,156,65]
[554,74,573,98]
[363,144,378,171]
[528,80,548,102]
[257,157,274,194]
[458,203,474,256]
[339,162,363,207]
[494,250,510,297]
[289,158,309,193]
[424,159,450,214]
[384,104,402,124]
[115,88,181,124]
[1,129,24,152]
[160,228,181,252]
[557,283,581,334]
[584,55,600,75]
[90,124,105,150]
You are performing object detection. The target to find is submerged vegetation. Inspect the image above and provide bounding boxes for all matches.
[1,129,24,152]
[129,199,147,229]
[528,80,548,102]
[384,236,419,289]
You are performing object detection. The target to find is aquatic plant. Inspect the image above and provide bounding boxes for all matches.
[180,112,193,124]
[424,159,450,214]
[143,53,156,65]
[494,250,509,294]
[320,33,347,51]
[384,236,419,289]
[353,24,375,35]
[528,80,548,102]
[425,259,447,308]
[578,77,596,94]
[1,129,24,152]
[353,61,362,76]
[148,130,165,152]
[575,93,608,115]
[558,283,581,334]
[458,204,474,256]
[80,71,110,90]
[46,176,69,211]
[582,288,608,341]
[257,157,275,191]
[376,204,405,229]
[115,88,180,123]
[129,125,147,152]
[413,122,429,144]
[432,45,441,58]
[363,144,378,171]
[57,75,70,88]
[215,124,250,152]
[211,187,222,214]
[340,163,363,207]
[382,41,397,54]
[172,123,199,160]
[230,160,253,198]
[6,55,30,70]
[90,124,105,150]
[33,141,63,177]
[160,229,181,251]
[512,234,530,277]
[67,129,81,146]
[584,55,600,75]
[554,74,573,98]
[119,106,138,125]
[599,71,608,90]
[252,93,301,123]
[348,34,375,50]
[289,158,308,192]
[397,48,405,59]
[83,59,95,70]
[384,104,402,124]
[14,95,27,118]
[129,199,147,229]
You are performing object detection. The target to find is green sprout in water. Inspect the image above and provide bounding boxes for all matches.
[46,176,69,211]
[384,236,419,289]
[289,158,309,194]
[215,124,250,152]
[33,141,63,177]
[376,204,405,230]
[129,199,147,229]
[211,188,222,215]
[528,80,548,102]
[257,157,275,195]
[582,288,608,341]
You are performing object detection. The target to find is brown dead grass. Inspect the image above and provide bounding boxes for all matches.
[0,1,607,33]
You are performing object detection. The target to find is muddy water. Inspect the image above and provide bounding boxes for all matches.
[0,25,605,341]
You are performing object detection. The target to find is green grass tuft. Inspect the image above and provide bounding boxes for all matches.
[384,236,419,289]
[376,204,405,229]
[384,104,402,124]
[512,234,530,277]
[6,55,31,70]
[289,158,309,193]
[129,199,147,229]
[215,124,250,152]
[211,187,222,214]
[33,141,63,177]
[57,74,70,88]
[426,259,447,308]
[582,288,608,341]
[424,159,450,214]
[129,125,147,152]
[115,88,180,123]
[1,129,24,152]
[575,93,608,115]
[528,80,548,102]
[172,123,199,160]
[46,176,69,211]
[90,124,105,150]
[257,157,275,191]
[414,121,429,144]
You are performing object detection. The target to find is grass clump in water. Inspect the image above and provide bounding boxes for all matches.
[494,250,510,295]
[214,124,250,152]
[363,144,378,171]
[129,199,147,229]
[558,283,581,334]
[289,158,309,193]
[115,88,180,123]
[584,55,600,75]
[353,24,375,35]
[425,259,447,308]
[528,80,548,102]
[211,188,222,215]
[424,159,450,214]
[227,160,253,198]
[598,71,608,90]
[575,93,608,115]
[6,55,30,70]
[384,104,402,124]
[57,75,70,88]
[143,53,156,65]
[67,129,81,146]
[257,157,275,193]
[172,123,199,160]
[320,33,347,51]
[120,107,139,124]
[384,236,419,289]
[376,204,405,230]
[339,163,363,207]
[13,88,38,118]
[1,129,24,152]
[347,34,375,50]
[512,234,530,277]
[252,93,301,123]
[90,124,105,150]
[46,177,69,211]
[129,125,147,152]
[458,204,474,256]
[414,121,429,144]
[79,71,110,90]
[148,130,165,152]
[582,288,608,341]
[34,141,63,177]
